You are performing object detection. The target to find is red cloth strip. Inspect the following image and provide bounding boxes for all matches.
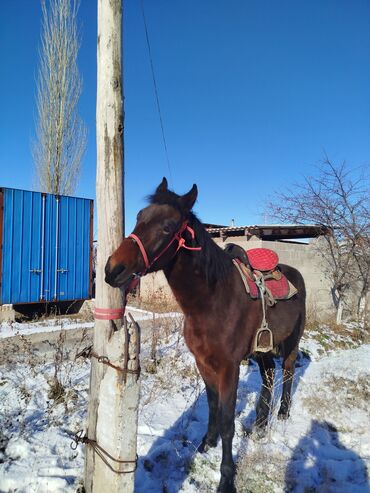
[94,307,125,320]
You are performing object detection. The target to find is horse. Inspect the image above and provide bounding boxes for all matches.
[105,178,306,493]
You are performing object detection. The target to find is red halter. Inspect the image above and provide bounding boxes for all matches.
[128,221,201,276]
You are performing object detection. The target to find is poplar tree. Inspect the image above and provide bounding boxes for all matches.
[33,0,86,195]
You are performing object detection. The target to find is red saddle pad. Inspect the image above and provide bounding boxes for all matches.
[246,248,279,271]
[247,276,290,300]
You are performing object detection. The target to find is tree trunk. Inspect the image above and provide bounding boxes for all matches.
[84,1,140,491]
[357,290,368,324]
[336,297,343,325]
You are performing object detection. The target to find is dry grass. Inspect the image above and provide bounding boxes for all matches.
[305,298,370,347]
[132,291,184,376]
[0,333,45,369]
[235,447,286,493]
[327,374,370,415]
[128,286,181,313]
[136,302,201,418]
[140,319,200,411]
[302,372,370,417]
[302,317,369,355]
[144,316,177,374]
[1,324,90,411]
[45,328,90,410]
[305,298,322,332]
[0,324,91,455]
[237,370,370,493]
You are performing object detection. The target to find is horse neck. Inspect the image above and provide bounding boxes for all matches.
[163,251,211,315]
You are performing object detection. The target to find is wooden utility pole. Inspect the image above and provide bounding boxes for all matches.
[84,1,140,491]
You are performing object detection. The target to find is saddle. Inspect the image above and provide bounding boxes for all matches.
[224,244,298,353]
[224,244,297,302]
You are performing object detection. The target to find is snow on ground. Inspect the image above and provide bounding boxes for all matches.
[0,319,94,339]
[0,305,178,339]
[0,314,369,493]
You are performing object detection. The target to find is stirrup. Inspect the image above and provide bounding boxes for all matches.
[253,326,274,353]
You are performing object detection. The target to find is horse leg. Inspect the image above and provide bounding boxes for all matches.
[278,350,297,419]
[278,345,298,419]
[196,362,220,452]
[217,364,239,493]
[255,353,275,436]
[278,316,304,419]
[199,383,220,451]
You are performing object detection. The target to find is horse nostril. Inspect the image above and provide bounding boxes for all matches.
[105,257,112,277]
[105,260,127,285]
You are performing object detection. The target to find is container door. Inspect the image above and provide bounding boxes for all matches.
[1,189,44,304]
[41,194,57,302]
[55,196,91,301]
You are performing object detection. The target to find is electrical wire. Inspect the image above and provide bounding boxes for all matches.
[140,0,174,186]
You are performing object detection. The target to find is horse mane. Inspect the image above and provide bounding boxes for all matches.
[187,212,233,284]
[148,188,233,285]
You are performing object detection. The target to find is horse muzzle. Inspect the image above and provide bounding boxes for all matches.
[105,257,132,288]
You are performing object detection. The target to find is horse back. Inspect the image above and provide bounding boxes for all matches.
[278,263,306,299]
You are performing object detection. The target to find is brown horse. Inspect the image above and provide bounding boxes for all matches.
[105,178,306,493]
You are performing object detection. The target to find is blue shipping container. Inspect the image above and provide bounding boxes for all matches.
[0,188,93,304]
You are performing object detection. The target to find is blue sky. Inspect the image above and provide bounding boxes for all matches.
[1,0,369,234]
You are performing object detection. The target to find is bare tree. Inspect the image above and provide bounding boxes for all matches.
[350,206,370,321]
[33,0,87,195]
[267,158,370,323]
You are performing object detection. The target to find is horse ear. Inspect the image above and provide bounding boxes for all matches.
[179,184,198,211]
[156,177,168,193]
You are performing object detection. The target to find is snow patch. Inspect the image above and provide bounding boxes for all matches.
[0,315,369,492]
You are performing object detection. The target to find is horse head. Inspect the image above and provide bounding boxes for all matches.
[105,177,198,289]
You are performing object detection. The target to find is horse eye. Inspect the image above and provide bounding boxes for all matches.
[163,225,172,235]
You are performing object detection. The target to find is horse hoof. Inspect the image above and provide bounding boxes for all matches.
[243,426,253,437]
[278,409,290,420]
[198,436,218,453]
[243,424,267,440]
[217,478,236,493]
[255,426,268,440]
[198,441,209,453]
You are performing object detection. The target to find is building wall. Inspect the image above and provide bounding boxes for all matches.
[139,235,336,319]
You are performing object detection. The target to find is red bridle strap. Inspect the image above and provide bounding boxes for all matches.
[128,221,201,275]
[128,233,150,270]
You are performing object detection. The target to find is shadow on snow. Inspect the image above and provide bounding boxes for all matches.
[135,350,311,493]
[285,419,370,493]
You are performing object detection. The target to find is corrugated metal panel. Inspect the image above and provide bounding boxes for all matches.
[0,188,93,305]
[57,196,91,301]
[1,189,43,303]
[43,193,56,301]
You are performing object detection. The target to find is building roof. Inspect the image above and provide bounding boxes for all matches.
[204,223,331,241]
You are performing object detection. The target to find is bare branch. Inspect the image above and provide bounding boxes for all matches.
[267,158,370,322]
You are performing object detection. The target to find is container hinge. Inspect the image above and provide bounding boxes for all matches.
[57,268,69,274]
[30,269,42,274]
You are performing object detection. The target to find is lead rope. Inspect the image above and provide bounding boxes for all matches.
[71,430,138,474]
[72,314,141,471]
